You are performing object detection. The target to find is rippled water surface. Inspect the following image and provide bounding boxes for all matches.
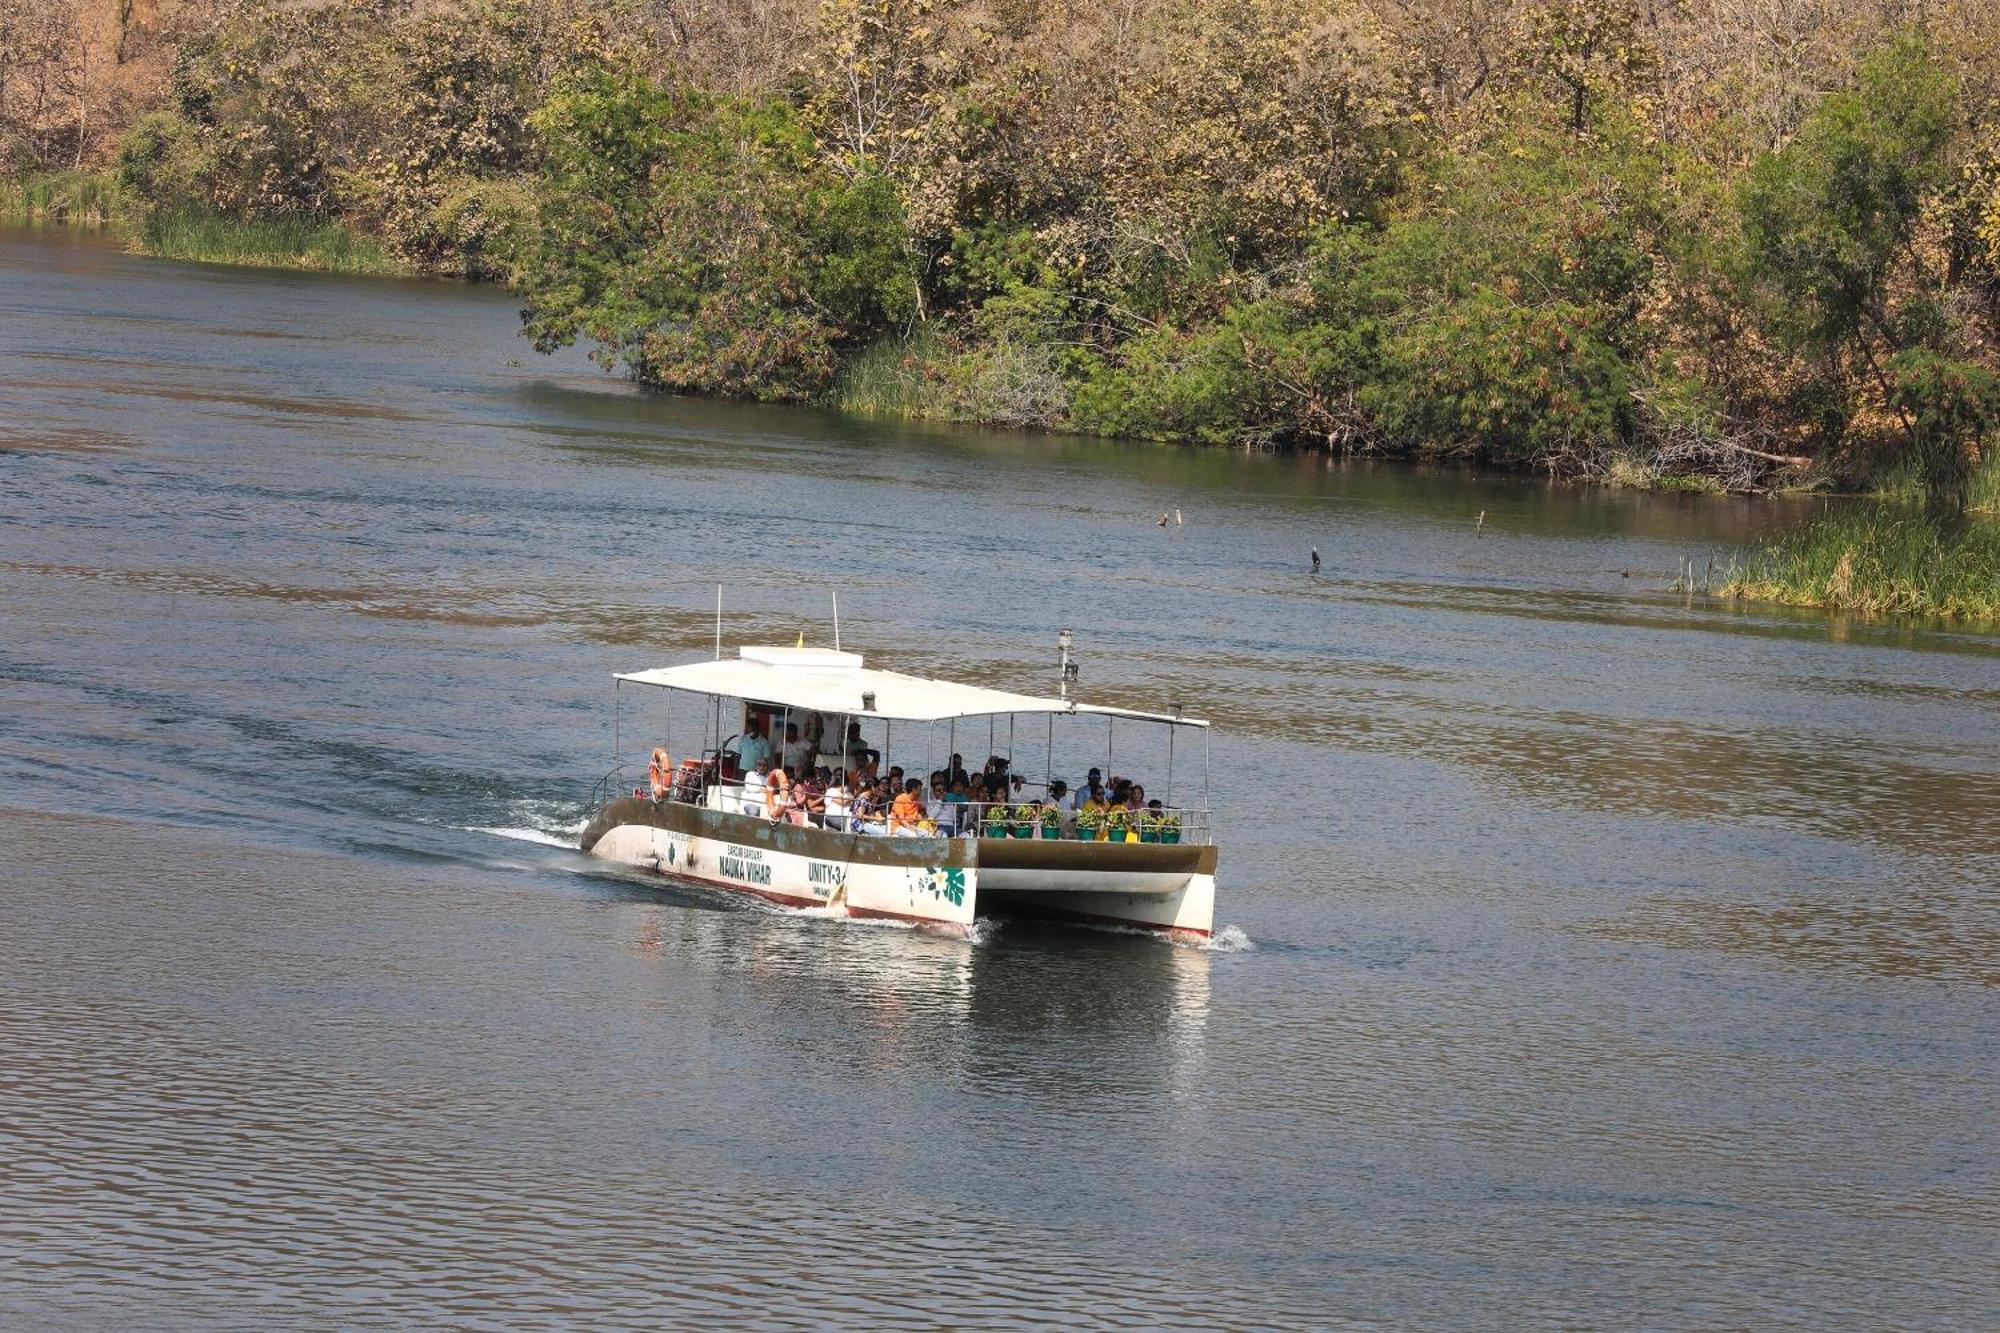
[3,228,1997,1328]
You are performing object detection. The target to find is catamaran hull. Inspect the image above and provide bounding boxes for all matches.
[580,797,1216,939]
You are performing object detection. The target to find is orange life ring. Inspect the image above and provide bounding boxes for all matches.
[649,748,674,800]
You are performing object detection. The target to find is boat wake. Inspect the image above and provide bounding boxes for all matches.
[462,798,588,849]
[469,825,577,848]
[1204,924,1255,953]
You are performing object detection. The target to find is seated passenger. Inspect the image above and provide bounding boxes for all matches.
[739,756,775,816]
[823,770,852,831]
[795,767,828,826]
[762,763,792,822]
[889,779,928,836]
[927,775,955,835]
[851,781,886,834]
[777,767,814,826]
[1075,786,1110,840]
[1036,795,1064,839]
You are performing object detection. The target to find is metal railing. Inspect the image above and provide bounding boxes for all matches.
[680,780,1209,844]
[589,761,1211,846]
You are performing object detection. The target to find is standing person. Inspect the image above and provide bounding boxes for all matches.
[780,722,813,772]
[736,718,772,774]
[1073,768,1103,808]
[842,721,876,771]
[1311,547,1321,574]
[946,753,971,788]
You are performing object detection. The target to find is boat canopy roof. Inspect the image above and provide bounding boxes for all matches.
[615,646,1208,728]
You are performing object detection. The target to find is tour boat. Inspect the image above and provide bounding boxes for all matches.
[579,643,1216,940]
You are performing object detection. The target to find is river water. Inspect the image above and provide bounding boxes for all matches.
[2,226,1996,1328]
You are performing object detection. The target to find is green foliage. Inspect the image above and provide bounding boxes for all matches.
[1740,33,1957,356]
[115,112,213,212]
[1886,347,2000,511]
[519,70,917,401]
[1059,106,1668,462]
[1367,292,1633,462]
[1723,507,2000,620]
[1738,31,1996,510]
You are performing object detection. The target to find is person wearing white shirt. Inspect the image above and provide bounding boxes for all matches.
[780,722,813,772]
[1057,778,1083,813]
[822,772,852,831]
[739,756,774,816]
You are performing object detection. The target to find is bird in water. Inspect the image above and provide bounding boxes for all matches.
[1311,547,1321,574]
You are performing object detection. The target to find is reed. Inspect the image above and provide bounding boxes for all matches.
[138,207,406,276]
[834,330,955,419]
[1969,454,2000,515]
[0,169,127,225]
[1720,508,2000,621]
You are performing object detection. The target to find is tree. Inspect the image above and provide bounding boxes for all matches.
[1741,31,1995,508]
[1513,0,1655,132]
[519,68,916,400]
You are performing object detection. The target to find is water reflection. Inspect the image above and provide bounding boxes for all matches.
[606,876,1214,1094]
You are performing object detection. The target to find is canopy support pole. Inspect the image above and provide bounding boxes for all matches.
[1203,728,1211,823]
[1167,724,1175,807]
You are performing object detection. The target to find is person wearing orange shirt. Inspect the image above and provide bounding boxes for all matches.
[888,779,928,836]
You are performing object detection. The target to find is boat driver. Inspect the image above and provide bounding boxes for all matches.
[737,717,773,774]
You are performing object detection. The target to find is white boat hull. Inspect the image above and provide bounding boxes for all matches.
[580,796,1216,939]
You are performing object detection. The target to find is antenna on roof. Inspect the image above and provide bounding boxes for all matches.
[714,584,723,660]
[832,590,841,651]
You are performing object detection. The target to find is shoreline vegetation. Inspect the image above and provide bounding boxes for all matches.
[4,0,1996,620]
[1715,509,2000,622]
